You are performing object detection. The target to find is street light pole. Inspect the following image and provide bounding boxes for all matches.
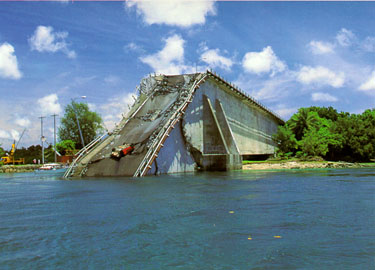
[51,114,58,162]
[71,96,86,148]
[39,116,45,164]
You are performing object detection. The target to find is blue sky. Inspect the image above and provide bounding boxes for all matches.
[0,1,375,149]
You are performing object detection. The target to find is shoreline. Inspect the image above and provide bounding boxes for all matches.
[1,161,374,174]
[242,160,375,171]
[0,165,42,174]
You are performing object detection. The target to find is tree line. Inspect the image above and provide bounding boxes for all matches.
[1,100,104,165]
[273,106,375,162]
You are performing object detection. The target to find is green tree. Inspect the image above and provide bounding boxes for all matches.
[273,124,298,155]
[0,144,5,157]
[307,106,341,121]
[275,106,375,161]
[299,116,343,157]
[56,139,76,155]
[44,145,55,163]
[58,101,104,149]
[14,145,42,164]
[0,144,5,165]
[287,107,310,140]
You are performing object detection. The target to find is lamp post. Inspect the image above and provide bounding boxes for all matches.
[41,135,46,164]
[39,116,46,164]
[71,96,86,148]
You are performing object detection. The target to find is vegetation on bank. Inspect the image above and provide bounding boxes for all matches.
[1,101,104,166]
[58,101,104,149]
[273,106,375,162]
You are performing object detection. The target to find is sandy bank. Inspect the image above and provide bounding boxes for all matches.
[243,161,373,170]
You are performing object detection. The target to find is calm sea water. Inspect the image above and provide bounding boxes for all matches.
[0,168,374,270]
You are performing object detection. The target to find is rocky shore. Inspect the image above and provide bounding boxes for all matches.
[0,165,42,174]
[243,161,373,170]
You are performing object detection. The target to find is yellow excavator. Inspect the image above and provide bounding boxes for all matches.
[1,129,26,165]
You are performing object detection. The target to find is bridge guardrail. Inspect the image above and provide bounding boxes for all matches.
[133,74,208,177]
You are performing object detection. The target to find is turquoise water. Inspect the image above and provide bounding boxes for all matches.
[0,169,374,269]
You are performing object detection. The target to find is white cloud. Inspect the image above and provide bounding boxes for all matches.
[309,40,335,55]
[311,92,338,102]
[140,34,193,74]
[29,25,76,58]
[0,43,22,79]
[336,28,356,47]
[362,36,375,52]
[297,66,345,88]
[15,117,31,128]
[37,94,62,115]
[359,71,375,92]
[0,129,11,139]
[234,71,296,103]
[124,42,144,53]
[201,48,233,71]
[87,103,97,111]
[250,76,293,101]
[11,130,20,141]
[242,46,286,76]
[274,106,297,119]
[104,75,121,84]
[99,92,136,131]
[126,0,216,28]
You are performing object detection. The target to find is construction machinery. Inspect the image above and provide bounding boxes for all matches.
[1,129,26,165]
[1,142,25,165]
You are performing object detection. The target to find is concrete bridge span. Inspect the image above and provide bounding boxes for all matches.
[64,71,284,178]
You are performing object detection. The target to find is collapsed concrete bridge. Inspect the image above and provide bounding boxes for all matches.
[64,71,284,178]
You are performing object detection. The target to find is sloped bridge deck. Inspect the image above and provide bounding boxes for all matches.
[67,74,205,177]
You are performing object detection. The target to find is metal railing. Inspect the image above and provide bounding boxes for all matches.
[63,85,155,178]
[63,133,107,178]
[133,74,208,177]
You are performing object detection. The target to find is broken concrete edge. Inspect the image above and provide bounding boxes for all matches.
[65,71,279,178]
[134,73,208,177]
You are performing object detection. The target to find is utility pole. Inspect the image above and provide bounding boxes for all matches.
[39,116,46,164]
[51,114,58,163]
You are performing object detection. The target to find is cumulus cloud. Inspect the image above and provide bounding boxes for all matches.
[311,92,338,102]
[37,94,62,115]
[0,128,21,142]
[140,34,193,74]
[125,0,216,28]
[11,129,20,141]
[0,43,22,79]
[358,71,375,92]
[297,66,345,88]
[200,48,233,71]
[0,129,11,139]
[242,46,286,76]
[29,25,76,58]
[336,28,356,47]
[309,40,335,55]
[15,117,31,128]
[99,92,135,131]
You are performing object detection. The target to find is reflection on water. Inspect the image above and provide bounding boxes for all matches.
[0,168,374,269]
